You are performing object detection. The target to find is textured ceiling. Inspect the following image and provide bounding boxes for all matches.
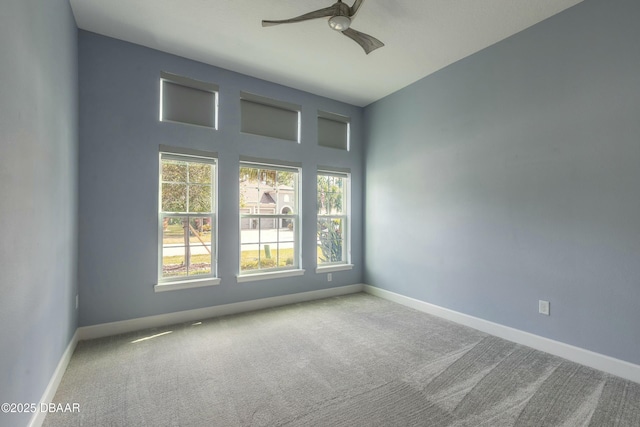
[70,0,583,107]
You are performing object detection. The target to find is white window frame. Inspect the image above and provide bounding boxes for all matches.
[238,161,303,282]
[316,169,353,273]
[156,150,220,292]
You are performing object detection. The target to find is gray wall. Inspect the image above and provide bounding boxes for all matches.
[364,0,640,365]
[0,0,78,426]
[78,31,363,326]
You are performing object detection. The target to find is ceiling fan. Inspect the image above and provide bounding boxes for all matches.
[262,0,385,55]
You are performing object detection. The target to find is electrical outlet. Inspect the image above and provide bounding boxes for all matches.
[539,300,550,316]
[76,294,79,310]
[327,273,332,282]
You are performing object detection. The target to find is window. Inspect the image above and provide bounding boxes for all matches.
[318,111,350,151]
[317,170,351,270]
[160,71,218,129]
[240,92,301,142]
[239,161,300,276]
[158,150,218,290]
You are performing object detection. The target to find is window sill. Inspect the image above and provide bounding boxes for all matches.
[154,277,221,293]
[236,269,305,283]
[315,264,354,274]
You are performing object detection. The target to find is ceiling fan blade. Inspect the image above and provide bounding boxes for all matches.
[262,6,336,27]
[342,27,384,54]
[349,0,365,17]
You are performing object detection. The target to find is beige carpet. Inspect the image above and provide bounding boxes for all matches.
[44,293,640,426]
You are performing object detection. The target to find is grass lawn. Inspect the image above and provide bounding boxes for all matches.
[163,253,211,265]
[163,243,329,272]
[163,223,211,245]
[163,248,298,267]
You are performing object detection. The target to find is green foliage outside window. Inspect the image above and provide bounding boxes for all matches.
[317,174,346,264]
[162,160,212,213]
[160,157,214,279]
[318,218,343,263]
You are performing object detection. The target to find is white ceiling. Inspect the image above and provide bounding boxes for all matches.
[70,0,583,107]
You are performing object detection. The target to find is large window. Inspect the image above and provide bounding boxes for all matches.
[317,170,350,268]
[158,152,217,287]
[239,162,300,275]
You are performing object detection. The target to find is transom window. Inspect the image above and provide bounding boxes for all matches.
[159,71,218,129]
[317,171,350,266]
[239,162,300,274]
[159,152,217,282]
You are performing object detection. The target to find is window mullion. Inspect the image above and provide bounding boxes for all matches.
[185,165,190,213]
[258,218,262,269]
[276,226,280,267]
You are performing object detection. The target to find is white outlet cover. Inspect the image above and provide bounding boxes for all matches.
[539,300,550,316]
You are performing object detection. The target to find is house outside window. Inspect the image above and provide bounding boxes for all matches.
[239,162,300,275]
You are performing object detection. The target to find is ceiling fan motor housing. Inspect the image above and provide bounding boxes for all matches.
[329,15,351,31]
[328,1,352,31]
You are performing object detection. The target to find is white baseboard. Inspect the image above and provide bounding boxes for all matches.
[27,285,363,426]
[78,284,364,340]
[28,330,79,427]
[364,285,640,385]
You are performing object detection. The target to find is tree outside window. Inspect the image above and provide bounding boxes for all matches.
[317,172,349,266]
[159,153,216,281]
